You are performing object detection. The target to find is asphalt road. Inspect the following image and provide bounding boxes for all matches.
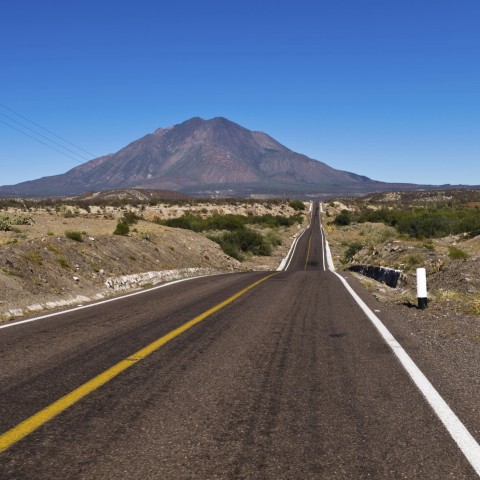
[0,203,478,479]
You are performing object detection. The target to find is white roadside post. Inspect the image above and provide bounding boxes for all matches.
[416,267,428,309]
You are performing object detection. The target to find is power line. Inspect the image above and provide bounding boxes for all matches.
[0,118,87,164]
[0,111,91,162]
[0,102,97,158]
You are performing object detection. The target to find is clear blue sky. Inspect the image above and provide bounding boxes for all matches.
[1,0,479,186]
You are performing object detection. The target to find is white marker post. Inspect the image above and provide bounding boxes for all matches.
[416,268,428,309]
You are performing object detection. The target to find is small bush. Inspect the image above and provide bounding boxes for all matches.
[121,211,141,225]
[113,222,130,236]
[209,227,272,261]
[13,215,31,225]
[289,200,306,211]
[64,230,83,242]
[57,258,69,268]
[265,231,282,248]
[334,210,352,226]
[159,213,300,232]
[63,210,76,218]
[0,215,11,231]
[448,246,469,260]
[423,241,435,251]
[343,241,364,262]
[405,254,423,269]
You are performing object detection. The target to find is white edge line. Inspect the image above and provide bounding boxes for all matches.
[323,243,480,475]
[284,228,308,271]
[277,230,302,271]
[0,273,225,331]
[318,205,326,271]
[277,204,312,271]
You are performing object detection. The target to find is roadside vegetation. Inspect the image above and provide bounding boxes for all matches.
[157,212,303,260]
[357,207,480,239]
[324,191,480,323]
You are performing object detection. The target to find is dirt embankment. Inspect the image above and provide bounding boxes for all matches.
[0,201,306,321]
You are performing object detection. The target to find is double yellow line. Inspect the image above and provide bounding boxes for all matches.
[0,273,276,453]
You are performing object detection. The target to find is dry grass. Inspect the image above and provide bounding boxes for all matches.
[434,289,480,316]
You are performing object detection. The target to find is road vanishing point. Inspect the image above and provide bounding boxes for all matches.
[1,203,479,479]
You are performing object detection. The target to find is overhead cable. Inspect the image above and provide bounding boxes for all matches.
[0,102,97,158]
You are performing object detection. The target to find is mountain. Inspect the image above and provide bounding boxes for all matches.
[0,117,415,198]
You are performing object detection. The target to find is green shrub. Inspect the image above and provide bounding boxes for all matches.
[0,215,11,231]
[343,241,364,262]
[265,231,282,248]
[359,207,480,238]
[64,230,83,242]
[289,200,306,211]
[159,213,300,232]
[334,210,352,226]
[121,211,141,225]
[57,258,69,268]
[209,227,272,261]
[405,254,423,269]
[13,215,31,225]
[63,210,76,218]
[113,222,130,235]
[448,246,469,260]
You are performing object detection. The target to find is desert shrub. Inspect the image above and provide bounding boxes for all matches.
[13,215,30,225]
[448,246,469,260]
[113,222,130,235]
[64,230,83,242]
[422,241,435,250]
[359,207,480,238]
[161,214,205,232]
[265,231,282,247]
[334,210,352,226]
[159,212,297,260]
[0,215,11,231]
[405,253,423,269]
[250,214,301,228]
[57,258,69,268]
[209,227,272,260]
[343,241,364,262]
[121,211,141,225]
[289,200,306,211]
[63,209,77,218]
[159,213,299,232]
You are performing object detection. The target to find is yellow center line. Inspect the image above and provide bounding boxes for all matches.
[304,232,313,271]
[304,210,316,271]
[0,272,277,453]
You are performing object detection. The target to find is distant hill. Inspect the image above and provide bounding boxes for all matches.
[0,117,419,198]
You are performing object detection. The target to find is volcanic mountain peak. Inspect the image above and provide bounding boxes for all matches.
[0,116,416,197]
